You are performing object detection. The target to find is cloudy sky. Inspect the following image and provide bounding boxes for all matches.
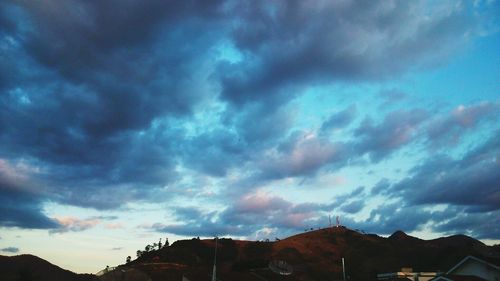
[1,0,499,273]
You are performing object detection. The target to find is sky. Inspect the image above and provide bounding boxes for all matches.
[0,0,499,274]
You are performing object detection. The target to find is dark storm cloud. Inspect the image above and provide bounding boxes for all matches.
[338,186,365,200]
[16,0,224,80]
[351,205,500,239]
[346,133,500,238]
[347,132,499,238]
[1,247,19,253]
[390,133,500,211]
[0,119,181,212]
[331,186,366,210]
[0,190,59,229]
[183,107,433,186]
[154,125,499,239]
[153,133,500,238]
[0,0,490,232]
[321,105,358,132]
[377,89,409,108]
[350,203,500,240]
[152,193,336,237]
[180,101,297,178]
[0,162,59,229]
[0,0,223,158]
[370,179,391,196]
[171,207,214,223]
[344,203,438,234]
[151,206,252,237]
[256,131,351,180]
[354,109,429,161]
[181,128,247,177]
[339,200,365,214]
[426,102,500,147]
[232,103,295,146]
[0,0,229,228]
[3,0,225,134]
[330,186,367,215]
[433,210,500,240]
[0,0,219,215]
[219,0,475,105]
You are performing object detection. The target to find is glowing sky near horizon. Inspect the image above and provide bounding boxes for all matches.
[0,0,499,273]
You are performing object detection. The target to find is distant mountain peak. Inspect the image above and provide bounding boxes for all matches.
[389,230,410,239]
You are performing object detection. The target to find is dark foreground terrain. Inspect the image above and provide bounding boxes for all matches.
[2,227,499,281]
[0,254,98,281]
[128,227,500,281]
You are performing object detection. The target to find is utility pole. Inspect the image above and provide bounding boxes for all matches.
[212,237,218,281]
[342,257,346,281]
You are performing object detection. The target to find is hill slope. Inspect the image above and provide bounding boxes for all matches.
[3,228,498,281]
[129,227,500,281]
[0,254,98,281]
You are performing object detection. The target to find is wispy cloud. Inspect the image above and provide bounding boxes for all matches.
[0,0,498,241]
[49,216,118,234]
[1,247,19,253]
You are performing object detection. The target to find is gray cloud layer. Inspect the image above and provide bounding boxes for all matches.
[1,247,19,253]
[1,0,498,239]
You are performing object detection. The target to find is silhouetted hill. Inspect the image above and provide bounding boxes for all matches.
[0,254,98,281]
[388,230,422,242]
[5,228,499,281]
[127,227,500,281]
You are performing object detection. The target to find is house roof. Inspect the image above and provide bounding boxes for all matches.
[431,274,488,281]
[447,256,500,275]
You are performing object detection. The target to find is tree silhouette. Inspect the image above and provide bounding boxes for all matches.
[126,256,131,263]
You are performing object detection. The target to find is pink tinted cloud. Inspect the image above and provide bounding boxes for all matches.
[105,223,124,229]
[0,159,40,190]
[236,191,291,213]
[50,216,101,233]
[452,103,497,127]
[260,132,344,178]
[230,191,320,230]
[427,101,499,146]
[281,212,314,228]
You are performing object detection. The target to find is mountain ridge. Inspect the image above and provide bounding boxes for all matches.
[129,227,500,280]
[1,227,499,281]
[0,254,98,281]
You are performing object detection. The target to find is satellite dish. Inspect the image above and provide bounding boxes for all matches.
[268,260,293,275]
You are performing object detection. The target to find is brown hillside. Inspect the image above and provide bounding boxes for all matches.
[127,227,500,281]
[4,228,498,281]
